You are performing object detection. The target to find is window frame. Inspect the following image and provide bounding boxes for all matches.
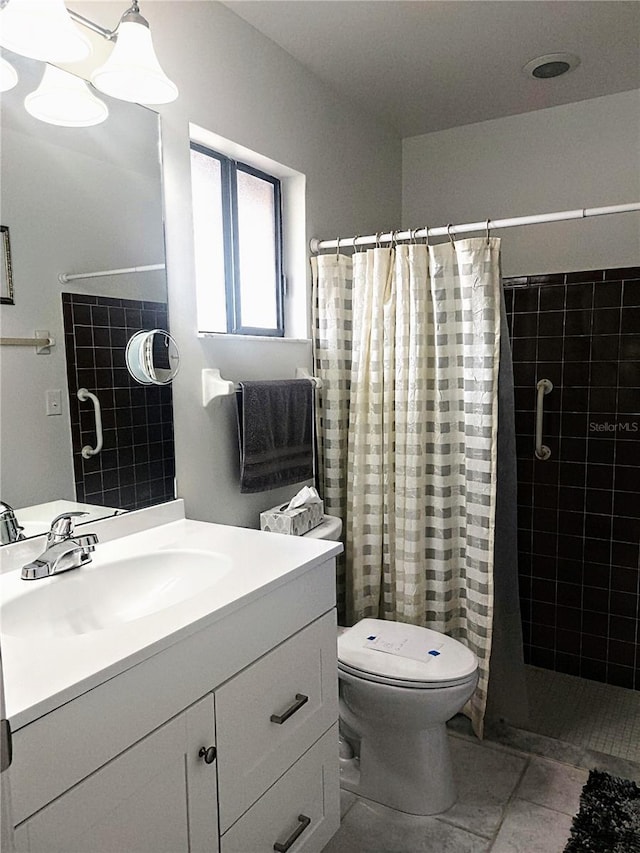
[190,142,285,337]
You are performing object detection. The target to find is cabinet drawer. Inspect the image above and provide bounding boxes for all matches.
[221,724,339,853]
[216,610,338,832]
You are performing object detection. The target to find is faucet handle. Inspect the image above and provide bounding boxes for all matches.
[48,511,88,544]
[76,532,99,554]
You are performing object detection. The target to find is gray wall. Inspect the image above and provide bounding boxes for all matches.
[71,1,402,529]
[402,90,640,277]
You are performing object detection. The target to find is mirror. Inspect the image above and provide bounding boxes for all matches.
[126,329,180,386]
[0,51,175,541]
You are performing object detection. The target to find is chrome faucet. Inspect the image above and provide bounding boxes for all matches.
[21,512,98,581]
[0,502,24,545]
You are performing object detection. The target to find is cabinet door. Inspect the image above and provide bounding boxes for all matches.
[15,695,218,853]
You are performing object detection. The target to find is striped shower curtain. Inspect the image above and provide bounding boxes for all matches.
[311,238,502,737]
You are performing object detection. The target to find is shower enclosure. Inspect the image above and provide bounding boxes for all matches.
[504,265,640,763]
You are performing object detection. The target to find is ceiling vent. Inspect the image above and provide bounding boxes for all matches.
[523,53,581,79]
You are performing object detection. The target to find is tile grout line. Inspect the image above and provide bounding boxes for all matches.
[485,755,532,851]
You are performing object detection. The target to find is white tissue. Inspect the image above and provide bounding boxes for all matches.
[286,486,322,511]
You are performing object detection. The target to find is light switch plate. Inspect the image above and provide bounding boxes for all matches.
[46,389,62,416]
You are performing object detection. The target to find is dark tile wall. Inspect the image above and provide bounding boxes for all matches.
[504,267,640,691]
[62,293,175,512]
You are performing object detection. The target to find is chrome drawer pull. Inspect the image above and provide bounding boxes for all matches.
[270,693,308,725]
[273,814,311,852]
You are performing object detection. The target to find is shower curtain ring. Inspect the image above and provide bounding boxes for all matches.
[447,223,456,247]
[390,229,398,249]
[336,237,341,260]
[352,235,361,253]
[485,218,491,246]
[424,226,430,247]
[375,232,383,248]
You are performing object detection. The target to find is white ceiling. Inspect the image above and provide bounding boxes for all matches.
[222,1,640,137]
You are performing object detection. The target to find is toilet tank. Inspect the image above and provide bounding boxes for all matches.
[303,515,342,541]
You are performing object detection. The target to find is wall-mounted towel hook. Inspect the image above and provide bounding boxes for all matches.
[201,367,322,407]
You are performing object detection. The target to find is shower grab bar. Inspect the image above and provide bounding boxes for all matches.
[535,379,553,460]
[77,388,103,459]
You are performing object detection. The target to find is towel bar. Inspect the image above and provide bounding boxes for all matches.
[0,330,54,353]
[202,368,322,407]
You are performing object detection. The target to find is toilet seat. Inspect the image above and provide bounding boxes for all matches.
[337,660,476,689]
[338,618,478,688]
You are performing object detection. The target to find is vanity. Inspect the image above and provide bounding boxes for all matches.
[0,501,342,853]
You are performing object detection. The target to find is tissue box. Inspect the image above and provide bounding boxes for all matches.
[260,500,324,536]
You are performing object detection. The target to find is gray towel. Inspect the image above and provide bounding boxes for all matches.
[237,379,314,493]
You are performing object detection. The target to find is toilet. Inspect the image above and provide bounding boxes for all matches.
[300,513,343,541]
[338,618,478,815]
[302,515,480,817]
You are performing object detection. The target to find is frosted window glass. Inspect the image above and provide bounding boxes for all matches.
[190,149,227,333]
[236,169,278,330]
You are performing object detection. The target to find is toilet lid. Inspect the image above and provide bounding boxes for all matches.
[337,618,478,685]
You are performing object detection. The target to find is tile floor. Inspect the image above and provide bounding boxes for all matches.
[525,666,640,763]
[321,727,640,853]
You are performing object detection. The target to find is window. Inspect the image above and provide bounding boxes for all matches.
[190,143,284,336]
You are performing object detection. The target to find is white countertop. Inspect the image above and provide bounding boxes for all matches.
[0,503,342,729]
[14,499,121,540]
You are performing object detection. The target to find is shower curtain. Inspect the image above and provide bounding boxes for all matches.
[312,238,502,736]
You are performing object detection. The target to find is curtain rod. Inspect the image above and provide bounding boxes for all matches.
[58,264,165,284]
[309,202,640,253]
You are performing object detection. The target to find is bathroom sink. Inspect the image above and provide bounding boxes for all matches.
[1,549,232,639]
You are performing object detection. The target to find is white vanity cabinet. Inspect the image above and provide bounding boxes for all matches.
[8,549,340,853]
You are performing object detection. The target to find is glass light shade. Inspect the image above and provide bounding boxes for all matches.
[91,20,177,104]
[0,0,91,63]
[0,55,18,92]
[24,65,108,127]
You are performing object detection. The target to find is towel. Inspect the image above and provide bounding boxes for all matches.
[236,379,314,493]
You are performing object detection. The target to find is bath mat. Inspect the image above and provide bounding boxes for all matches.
[564,769,640,852]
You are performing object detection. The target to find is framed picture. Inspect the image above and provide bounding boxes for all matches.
[1,226,14,305]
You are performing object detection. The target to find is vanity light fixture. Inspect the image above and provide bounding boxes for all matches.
[25,64,109,127]
[0,0,91,64]
[0,55,18,92]
[0,0,177,106]
[88,1,178,105]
